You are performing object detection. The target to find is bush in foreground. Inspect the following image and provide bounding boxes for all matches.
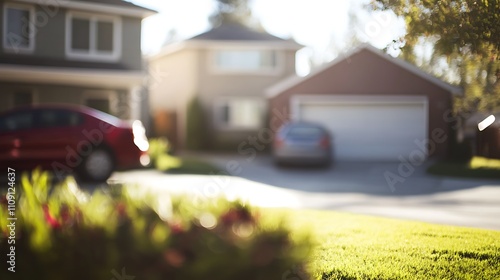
[0,170,312,280]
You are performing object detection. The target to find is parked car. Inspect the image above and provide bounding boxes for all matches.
[273,122,332,166]
[0,105,150,182]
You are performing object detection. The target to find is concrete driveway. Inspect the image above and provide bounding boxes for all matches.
[111,153,500,230]
[194,153,499,195]
[193,153,500,230]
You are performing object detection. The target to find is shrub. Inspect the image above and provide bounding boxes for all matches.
[148,138,179,171]
[185,96,208,150]
[448,135,473,162]
[0,170,312,280]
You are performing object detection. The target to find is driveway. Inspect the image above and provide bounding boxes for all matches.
[111,153,500,230]
[192,153,499,195]
[192,152,500,230]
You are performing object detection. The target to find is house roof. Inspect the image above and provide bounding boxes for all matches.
[82,0,155,12]
[150,22,303,60]
[17,0,156,18]
[189,22,291,42]
[266,44,464,98]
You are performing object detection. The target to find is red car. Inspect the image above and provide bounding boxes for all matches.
[0,104,150,182]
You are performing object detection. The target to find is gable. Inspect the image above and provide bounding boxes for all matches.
[267,45,462,98]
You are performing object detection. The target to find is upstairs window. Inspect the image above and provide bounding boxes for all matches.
[212,50,279,74]
[66,12,121,61]
[2,3,35,53]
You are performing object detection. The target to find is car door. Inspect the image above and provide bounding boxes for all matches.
[23,108,84,168]
[0,109,36,169]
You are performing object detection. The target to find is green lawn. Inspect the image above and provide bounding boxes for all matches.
[155,153,222,175]
[427,156,500,179]
[148,138,223,175]
[268,209,500,280]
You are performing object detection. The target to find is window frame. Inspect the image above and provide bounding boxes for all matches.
[82,90,118,115]
[10,89,38,108]
[209,47,283,75]
[65,11,122,62]
[214,97,265,130]
[2,2,36,54]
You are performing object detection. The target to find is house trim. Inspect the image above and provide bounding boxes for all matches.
[15,0,156,18]
[0,64,144,88]
[65,11,122,62]
[266,44,463,98]
[149,40,303,61]
[2,2,36,54]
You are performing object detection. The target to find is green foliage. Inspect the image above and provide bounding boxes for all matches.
[210,0,255,26]
[0,170,312,280]
[148,137,180,171]
[372,0,500,120]
[185,96,207,150]
[373,0,500,56]
[148,137,171,162]
[428,156,500,179]
[148,137,221,174]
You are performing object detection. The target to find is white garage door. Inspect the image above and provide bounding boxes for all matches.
[297,96,427,161]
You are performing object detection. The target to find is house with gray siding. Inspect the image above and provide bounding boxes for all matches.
[149,22,303,149]
[0,0,155,121]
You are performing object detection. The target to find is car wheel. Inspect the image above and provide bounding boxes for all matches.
[79,148,115,182]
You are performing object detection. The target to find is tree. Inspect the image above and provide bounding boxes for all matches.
[209,0,256,27]
[372,0,500,120]
[186,96,207,150]
[372,0,500,57]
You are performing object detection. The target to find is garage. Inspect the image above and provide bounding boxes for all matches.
[267,44,463,161]
[294,96,427,161]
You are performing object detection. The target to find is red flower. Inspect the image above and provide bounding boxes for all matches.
[42,204,61,229]
[164,249,185,267]
[116,202,127,218]
[220,207,254,226]
[60,204,70,224]
[0,195,7,206]
[169,222,184,234]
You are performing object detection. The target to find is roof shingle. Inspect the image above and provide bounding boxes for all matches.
[78,0,156,13]
[189,22,291,42]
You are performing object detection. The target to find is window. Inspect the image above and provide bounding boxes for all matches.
[212,50,278,73]
[215,98,264,129]
[66,12,121,61]
[83,90,117,115]
[86,98,111,114]
[38,109,83,128]
[3,3,35,53]
[13,91,34,107]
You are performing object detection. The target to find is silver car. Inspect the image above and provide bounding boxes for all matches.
[273,122,332,166]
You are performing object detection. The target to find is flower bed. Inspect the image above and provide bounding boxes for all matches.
[0,170,312,280]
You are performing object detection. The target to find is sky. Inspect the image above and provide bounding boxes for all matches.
[131,0,406,75]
